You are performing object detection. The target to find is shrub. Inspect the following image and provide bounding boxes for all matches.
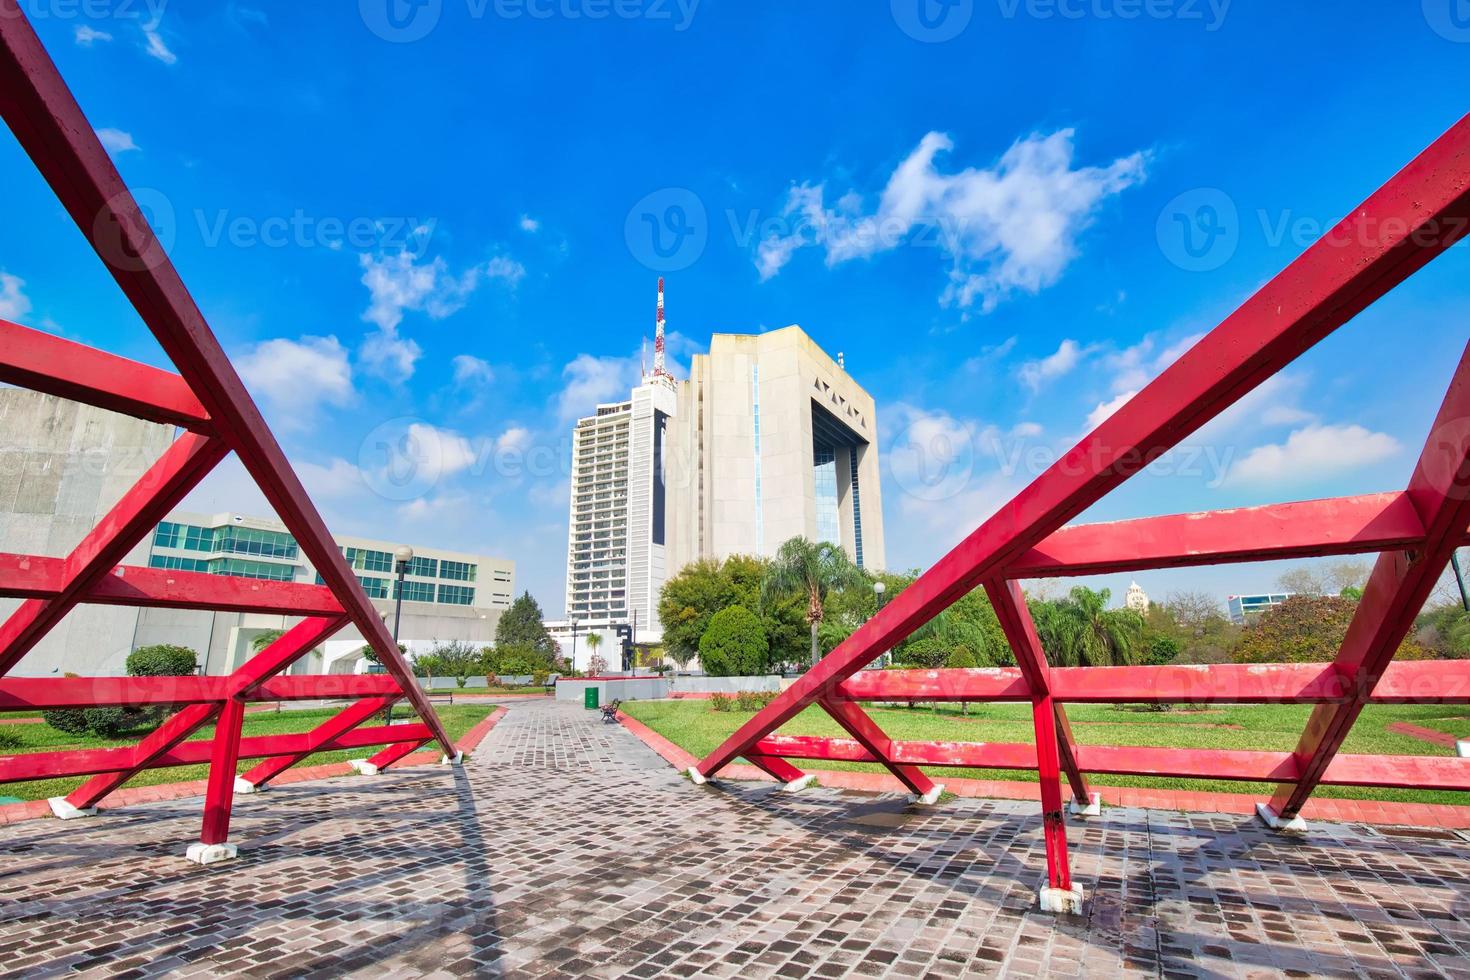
[896,637,949,669]
[945,646,979,669]
[531,670,550,687]
[43,676,90,735]
[126,644,197,677]
[80,707,135,738]
[0,726,23,750]
[496,645,550,677]
[734,690,777,712]
[709,693,734,712]
[698,606,769,677]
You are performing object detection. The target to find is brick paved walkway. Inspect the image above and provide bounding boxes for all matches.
[1,700,1467,978]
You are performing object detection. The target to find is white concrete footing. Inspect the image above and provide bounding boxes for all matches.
[233,776,265,794]
[48,797,96,820]
[1069,792,1102,817]
[783,774,818,793]
[348,759,381,776]
[1255,802,1308,833]
[1457,740,1469,759]
[914,783,946,806]
[185,842,238,865]
[440,751,463,766]
[1038,884,1086,915]
[686,766,708,785]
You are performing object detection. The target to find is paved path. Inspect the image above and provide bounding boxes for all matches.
[0,700,1466,978]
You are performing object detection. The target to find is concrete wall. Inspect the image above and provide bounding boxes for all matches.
[554,676,671,703]
[667,675,781,695]
[0,392,173,676]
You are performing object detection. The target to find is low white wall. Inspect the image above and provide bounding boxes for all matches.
[555,677,671,703]
[667,675,781,695]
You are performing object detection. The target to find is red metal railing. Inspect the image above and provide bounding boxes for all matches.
[0,3,454,854]
[697,111,1470,906]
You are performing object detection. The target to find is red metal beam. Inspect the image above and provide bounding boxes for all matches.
[987,580,1090,802]
[63,615,345,808]
[0,722,432,784]
[1269,343,1470,819]
[743,753,809,784]
[1008,492,1435,579]
[0,318,211,431]
[366,736,433,771]
[0,552,345,616]
[0,433,226,677]
[696,111,1470,781]
[819,697,935,797]
[0,674,404,711]
[0,5,454,756]
[200,698,245,845]
[831,661,1470,705]
[753,736,1470,791]
[240,696,399,787]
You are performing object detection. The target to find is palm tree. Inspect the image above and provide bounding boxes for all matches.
[1033,586,1144,667]
[762,537,868,667]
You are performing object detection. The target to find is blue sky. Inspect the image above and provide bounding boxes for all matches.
[3,1,1469,616]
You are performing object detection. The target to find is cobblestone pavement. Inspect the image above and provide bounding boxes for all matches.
[1,700,1467,979]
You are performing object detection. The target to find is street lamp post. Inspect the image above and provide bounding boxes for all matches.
[873,581,888,668]
[388,545,414,725]
[570,617,579,674]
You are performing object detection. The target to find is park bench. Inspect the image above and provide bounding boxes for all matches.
[601,699,622,724]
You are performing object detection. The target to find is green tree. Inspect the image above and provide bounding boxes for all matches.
[1417,603,1470,658]
[251,629,286,653]
[1032,587,1144,667]
[1234,594,1430,663]
[494,645,550,677]
[427,640,483,687]
[495,592,559,659]
[698,606,769,676]
[658,559,731,666]
[761,538,867,667]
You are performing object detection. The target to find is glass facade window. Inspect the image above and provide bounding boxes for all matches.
[813,446,841,546]
[848,448,864,568]
[438,584,475,605]
[345,547,394,572]
[149,554,209,573]
[394,579,435,603]
[358,575,390,599]
[217,526,298,560]
[404,556,439,579]
[440,559,476,581]
[215,558,296,582]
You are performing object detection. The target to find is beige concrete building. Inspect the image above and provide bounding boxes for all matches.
[562,322,886,645]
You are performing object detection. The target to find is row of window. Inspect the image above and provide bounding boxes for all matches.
[149,554,297,582]
[154,522,299,560]
[351,576,474,605]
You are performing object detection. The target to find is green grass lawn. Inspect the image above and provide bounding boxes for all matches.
[0,703,494,802]
[621,699,1470,807]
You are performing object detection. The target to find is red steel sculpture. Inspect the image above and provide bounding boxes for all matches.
[695,114,1470,911]
[0,5,458,861]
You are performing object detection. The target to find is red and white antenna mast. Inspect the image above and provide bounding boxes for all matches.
[649,277,675,386]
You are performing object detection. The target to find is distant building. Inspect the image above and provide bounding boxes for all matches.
[563,281,885,645]
[1124,581,1150,613]
[1227,592,1294,625]
[0,388,517,677]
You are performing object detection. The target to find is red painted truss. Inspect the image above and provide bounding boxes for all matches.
[0,5,455,852]
[698,111,1470,904]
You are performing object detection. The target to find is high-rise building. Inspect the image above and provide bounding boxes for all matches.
[1227,592,1293,624]
[1125,581,1150,613]
[562,283,885,645]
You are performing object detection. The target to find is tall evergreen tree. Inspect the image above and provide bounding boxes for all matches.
[495,591,558,659]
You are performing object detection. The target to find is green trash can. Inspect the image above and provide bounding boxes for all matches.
[584,686,600,710]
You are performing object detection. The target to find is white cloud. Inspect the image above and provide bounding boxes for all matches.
[1012,421,1044,438]
[495,426,533,453]
[96,128,139,154]
[557,353,640,422]
[359,251,524,333]
[1225,424,1401,488]
[142,29,176,64]
[452,354,495,385]
[0,272,31,321]
[406,422,479,477]
[74,25,113,46]
[237,335,354,427]
[519,215,540,232]
[1018,339,1085,392]
[756,129,1146,311]
[359,327,423,383]
[295,457,370,500]
[1086,389,1139,430]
